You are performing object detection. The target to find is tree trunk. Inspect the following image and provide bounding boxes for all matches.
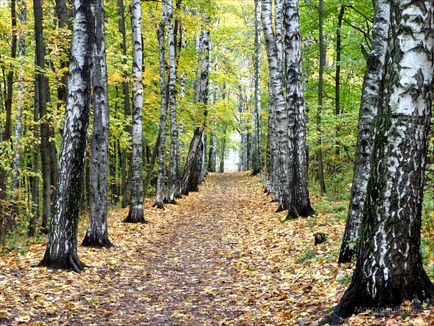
[219,125,226,173]
[252,0,262,176]
[0,0,18,240]
[328,0,434,321]
[316,0,327,196]
[181,27,210,194]
[338,0,390,264]
[284,0,314,218]
[238,87,248,172]
[181,127,204,194]
[262,0,291,211]
[82,0,112,249]
[117,0,132,209]
[39,0,93,272]
[11,0,26,194]
[154,1,169,209]
[34,0,53,234]
[207,130,217,173]
[167,0,181,203]
[334,5,345,157]
[124,0,145,223]
[28,74,40,237]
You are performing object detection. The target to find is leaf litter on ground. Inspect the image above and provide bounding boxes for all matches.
[0,172,433,325]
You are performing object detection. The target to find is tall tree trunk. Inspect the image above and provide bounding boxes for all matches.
[11,0,26,194]
[252,0,262,176]
[39,0,93,272]
[82,0,112,248]
[219,125,227,173]
[316,0,327,196]
[124,0,145,223]
[334,5,345,157]
[328,0,434,321]
[117,0,132,208]
[0,0,18,241]
[154,1,169,209]
[28,81,40,237]
[167,0,181,203]
[207,130,217,173]
[284,0,313,218]
[338,0,390,264]
[262,0,291,211]
[238,86,248,172]
[34,0,53,234]
[181,27,210,194]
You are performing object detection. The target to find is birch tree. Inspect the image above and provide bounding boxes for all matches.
[167,0,181,203]
[117,0,133,208]
[251,0,262,176]
[124,0,146,223]
[39,0,93,271]
[316,0,326,196]
[327,0,434,321]
[11,0,26,193]
[284,0,313,218]
[182,27,210,194]
[34,0,55,233]
[82,0,112,248]
[238,86,248,172]
[154,1,169,209]
[261,0,291,211]
[338,0,390,264]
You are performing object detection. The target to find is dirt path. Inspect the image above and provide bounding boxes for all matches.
[2,172,432,325]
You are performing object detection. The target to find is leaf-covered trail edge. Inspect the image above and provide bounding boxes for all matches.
[0,172,433,325]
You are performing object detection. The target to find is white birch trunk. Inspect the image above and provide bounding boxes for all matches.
[39,0,92,272]
[284,0,313,218]
[155,1,169,209]
[330,0,434,321]
[124,0,145,223]
[82,0,112,248]
[167,0,181,203]
[338,0,390,263]
[11,0,26,193]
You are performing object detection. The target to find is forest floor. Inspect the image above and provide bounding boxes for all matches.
[0,172,433,325]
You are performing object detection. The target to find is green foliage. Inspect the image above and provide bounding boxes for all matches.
[295,249,318,264]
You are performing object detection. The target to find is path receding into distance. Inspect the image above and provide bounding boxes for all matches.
[0,172,354,325]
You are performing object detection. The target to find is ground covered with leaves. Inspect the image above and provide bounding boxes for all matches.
[0,172,433,325]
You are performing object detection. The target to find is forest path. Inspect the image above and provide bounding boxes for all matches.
[2,172,384,325]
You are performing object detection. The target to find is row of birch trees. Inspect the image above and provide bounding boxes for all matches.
[256,0,433,322]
